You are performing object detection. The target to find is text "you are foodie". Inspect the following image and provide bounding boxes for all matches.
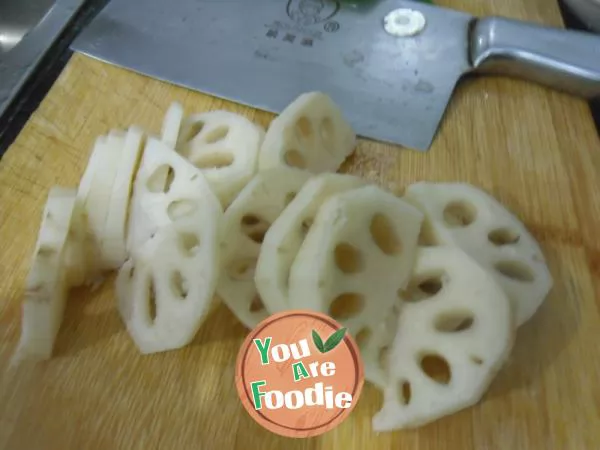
[250,330,353,411]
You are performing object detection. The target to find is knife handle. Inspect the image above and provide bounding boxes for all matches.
[470,17,600,99]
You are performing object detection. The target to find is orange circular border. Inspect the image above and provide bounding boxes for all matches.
[235,310,364,438]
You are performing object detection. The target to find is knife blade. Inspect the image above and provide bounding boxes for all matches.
[72,0,600,151]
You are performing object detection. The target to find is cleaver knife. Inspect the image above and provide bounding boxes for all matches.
[71,0,600,151]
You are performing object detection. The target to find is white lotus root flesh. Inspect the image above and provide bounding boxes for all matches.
[116,195,221,354]
[126,136,222,254]
[176,110,265,207]
[404,182,553,326]
[372,246,514,431]
[255,172,365,314]
[288,184,423,335]
[258,91,356,173]
[13,187,78,362]
[217,167,311,329]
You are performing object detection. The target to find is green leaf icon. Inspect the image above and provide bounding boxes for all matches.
[312,329,325,353]
[323,328,347,353]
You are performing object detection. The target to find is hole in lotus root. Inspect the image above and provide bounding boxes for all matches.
[329,293,364,320]
[403,271,446,302]
[204,125,229,144]
[470,355,484,365]
[295,117,313,140]
[398,380,412,405]
[434,311,474,332]
[147,278,157,323]
[370,213,402,255]
[285,191,297,206]
[418,219,440,246]
[185,121,205,142]
[354,327,372,348]
[146,164,175,193]
[250,294,265,312]
[284,149,306,169]
[488,228,520,246]
[192,153,234,169]
[165,167,175,191]
[419,353,451,385]
[247,225,269,244]
[227,258,257,281]
[37,246,56,258]
[167,199,198,221]
[300,217,313,236]
[170,271,188,299]
[178,232,200,256]
[443,201,477,227]
[495,260,534,282]
[241,214,270,244]
[242,214,260,226]
[248,227,268,244]
[320,117,335,150]
[334,242,364,274]
[378,346,390,372]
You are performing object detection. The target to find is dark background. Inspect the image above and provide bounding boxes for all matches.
[0,0,598,157]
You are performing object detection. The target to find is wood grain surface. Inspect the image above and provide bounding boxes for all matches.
[1,0,600,447]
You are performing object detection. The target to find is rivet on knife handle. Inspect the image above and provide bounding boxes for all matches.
[470,17,600,99]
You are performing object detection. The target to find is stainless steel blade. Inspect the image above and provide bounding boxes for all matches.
[72,0,473,151]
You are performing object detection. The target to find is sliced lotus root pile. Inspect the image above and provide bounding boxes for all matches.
[66,186,102,287]
[100,126,146,269]
[63,202,93,287]
[126,100,186,218]
[176,110,265,207]
[13,187,79,362]
[288,184,423,336]
[217,167,311,329]
[255,173,365,314]
[404,182,553,326]
[161,101,184,149]
[75,131,125,271]
[258,92,356,173]
[372,246,515,431]
[67,130,142,285]
[126,136,222,255]
[116,214,220,354]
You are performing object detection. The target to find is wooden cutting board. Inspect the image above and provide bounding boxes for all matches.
[1,0,600,447]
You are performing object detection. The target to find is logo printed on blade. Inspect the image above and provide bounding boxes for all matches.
[235,310,364,438]
[262,0,340,46]
[286,0,340,26]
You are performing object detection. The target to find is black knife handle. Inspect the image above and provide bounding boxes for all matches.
[469,17,600,99]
